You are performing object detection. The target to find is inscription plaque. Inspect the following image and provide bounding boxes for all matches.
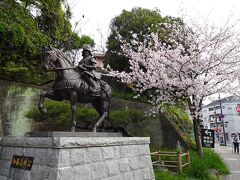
[11,155,34,170]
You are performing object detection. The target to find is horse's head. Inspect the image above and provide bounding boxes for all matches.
[42,45,58,71]
[42,45,75,72]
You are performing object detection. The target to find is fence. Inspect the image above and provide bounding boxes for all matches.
[151,150,190,173]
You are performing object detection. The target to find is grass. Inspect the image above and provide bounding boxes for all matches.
[154,169,187,180]
[185,148,229,179]
[154,148,230,180]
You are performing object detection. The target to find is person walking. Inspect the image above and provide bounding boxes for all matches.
[232,134,239,154]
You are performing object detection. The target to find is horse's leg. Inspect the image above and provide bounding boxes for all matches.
[70,90,77,132]
[38,91,47,114]
[93,112,107,133]
[38,90,60,114]
[92,100,109,133]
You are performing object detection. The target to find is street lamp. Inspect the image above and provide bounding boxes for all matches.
[219,94,227,146]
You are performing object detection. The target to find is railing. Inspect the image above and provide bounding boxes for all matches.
[151,150,190,173]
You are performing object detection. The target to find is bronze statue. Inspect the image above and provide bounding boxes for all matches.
[78,44,101,96]
[38,45,112,132]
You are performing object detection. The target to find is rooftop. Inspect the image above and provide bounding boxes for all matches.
[204,95,240,108]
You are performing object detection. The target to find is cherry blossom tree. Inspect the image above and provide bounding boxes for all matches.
[110,20,240,158]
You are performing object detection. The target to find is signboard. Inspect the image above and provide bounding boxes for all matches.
[11,155,34,171]
[201,129,215,148]
[213,127,223,133]
[236,105,240,113]
[219,114,224,119]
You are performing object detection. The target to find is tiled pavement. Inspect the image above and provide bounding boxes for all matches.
[214,143,240,180]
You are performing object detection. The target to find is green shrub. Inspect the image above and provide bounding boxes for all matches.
[109,109,148,127]
[26,99,148,129]
[152,148,229,180]
[112,89,149,103]
[76,107,98,124]
[185,150,211,179]
[184,148,229,179]
[202,148,229,175]
[25,100,98,127]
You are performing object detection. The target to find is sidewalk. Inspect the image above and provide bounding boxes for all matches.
[214,143,240,180]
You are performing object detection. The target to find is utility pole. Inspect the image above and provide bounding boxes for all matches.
[219,94,227,146]
[213,103,219,141]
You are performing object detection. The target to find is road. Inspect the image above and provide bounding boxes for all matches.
[214,143,240,180]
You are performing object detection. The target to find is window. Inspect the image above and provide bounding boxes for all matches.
[209,107,214,111]
[209,106,221,111]
[209,115,216,122]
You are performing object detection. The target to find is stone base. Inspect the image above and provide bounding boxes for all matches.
[0,136,155,180]
[25,131,123,137]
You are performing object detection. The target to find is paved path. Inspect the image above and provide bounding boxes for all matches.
[214,143,240,180]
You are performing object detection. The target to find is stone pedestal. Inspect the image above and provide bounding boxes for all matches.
[0,135,155,180]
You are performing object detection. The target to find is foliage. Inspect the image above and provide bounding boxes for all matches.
[26,99,149,129]
[184,148,229,179]
[30,0,78,50]
[26,100,98,127]
[66,35,95,65]
[78,35,95,47]
[109,109,148,127]
[111,87,149,103]
[0,0,47,82]
[110,17,240,157]
[161,102,195,149]
[0,0,94,84]
[161,102,192,131]
[106,7,182,71]
[154,169,186,180]
[153,148,229,180]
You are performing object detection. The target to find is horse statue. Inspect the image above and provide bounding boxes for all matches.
[38,46,112,132]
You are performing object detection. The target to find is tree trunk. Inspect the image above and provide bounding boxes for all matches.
[188,95,204,158]
[193,117,203,158]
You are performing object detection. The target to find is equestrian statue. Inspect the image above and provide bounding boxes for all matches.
[38,44,112,132]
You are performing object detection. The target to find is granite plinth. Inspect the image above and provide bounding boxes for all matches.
[25,131,122,137]
[0,136,155,180]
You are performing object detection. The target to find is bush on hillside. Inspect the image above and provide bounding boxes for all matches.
[26,99,149,130]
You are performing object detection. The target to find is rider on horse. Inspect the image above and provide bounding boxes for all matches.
[78,44,101,96]
[40,45,112,132]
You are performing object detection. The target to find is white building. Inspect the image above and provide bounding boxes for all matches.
[202,96,240,142]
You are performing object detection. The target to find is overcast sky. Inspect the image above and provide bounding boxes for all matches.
[69,0,240,51]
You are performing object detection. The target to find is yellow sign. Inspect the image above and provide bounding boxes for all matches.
[11,155,34,170]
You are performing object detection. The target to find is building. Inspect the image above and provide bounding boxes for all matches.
[202,96,240,142]
[93,53,105,68]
